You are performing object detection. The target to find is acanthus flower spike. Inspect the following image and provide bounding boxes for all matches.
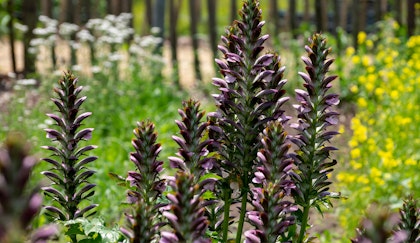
[41,72,98,221]
[245,122,297,243]
[121,120,166,243]
[210,0,290,241]
[290,34,340,243]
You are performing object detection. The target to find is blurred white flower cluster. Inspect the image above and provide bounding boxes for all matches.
[29,12,165,77]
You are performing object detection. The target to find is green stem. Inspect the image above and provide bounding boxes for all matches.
[70,233,78,243]
[297,204,310,243]
[222,186,232,242]
[235,175,249,243]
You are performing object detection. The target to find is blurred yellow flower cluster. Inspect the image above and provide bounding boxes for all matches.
[336,28,420,237]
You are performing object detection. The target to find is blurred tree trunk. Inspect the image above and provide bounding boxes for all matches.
[106,0,112,14]
[230,0,237,23]
[152,0,165,82]
[74,0,81,25]
[352,0,360,49]
[207,0,217,60]
[143,0,153,34]
[21,0,37,75]
[407,0,416,36]
[395,0,402,26]
[196,0,202,23]
[315,0,327,32]
[359,0,367,32]
[189,0,202,83]
[41,0,52,17]
[122,0,133,28]
[289,0,297,38]
[82,0,91,23]
[303,0,310,22]
[153,0,165,47]
[169,0,182,88]
[90,0,98,18]
[7,0,17,74]
[60,0,73,23]
[110,0,122,15]
[338,0,349,29]
[269,0,279,36]
[375,0,387,22]
[122,0,132,13]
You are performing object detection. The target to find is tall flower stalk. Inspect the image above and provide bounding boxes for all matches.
[290,34,340,242]
[245,122,296,243]
[121,121,166,243]
[161,99,214,242]
[0,133,58,243]
[41,72,98,224]
[211,0,289,241]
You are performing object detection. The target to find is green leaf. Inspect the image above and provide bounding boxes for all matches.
[202,190,217,200]
[64,220,85,237]
[198,172,222,183]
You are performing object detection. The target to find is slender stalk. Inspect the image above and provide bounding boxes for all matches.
[236,181,249,243]
[222,186,232,242]
[297,204,310,243]
[70,234,77,243]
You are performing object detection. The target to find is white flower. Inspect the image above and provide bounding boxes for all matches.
[71,65,82,71]
[14,23,28,33]
[77,29,95,42]
[91,66,101,73]
[108,52,123,62]
[59,22,79,36]
[16,79,38,86]
[150,27,161,35]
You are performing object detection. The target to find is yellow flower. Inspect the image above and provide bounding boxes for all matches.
[350,85,359,93]
[392,21,400,30]
[338,125,345,134]
[392,38,401,45]
[405,157,417,166]
[357,97,367,108]
[358,31,367,45]
[362,55,370,66]
[350,160,362,169]
[374,178,385,186]
[351,117,368,142]
[349,138,358,148]
[385,138,394,151]
[390,90,399,100]
[352,56,361,65]
[384,55,393,64]
[365,82,375,93]
[366,39,374,49]
[370,167,381,178]
[351,148,361,159]
[357,177,369,184]
[382,157,399,168]
[375,87,385,97]
[346,46,355,56]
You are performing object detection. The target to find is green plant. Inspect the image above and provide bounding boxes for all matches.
[41,72,98,242]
